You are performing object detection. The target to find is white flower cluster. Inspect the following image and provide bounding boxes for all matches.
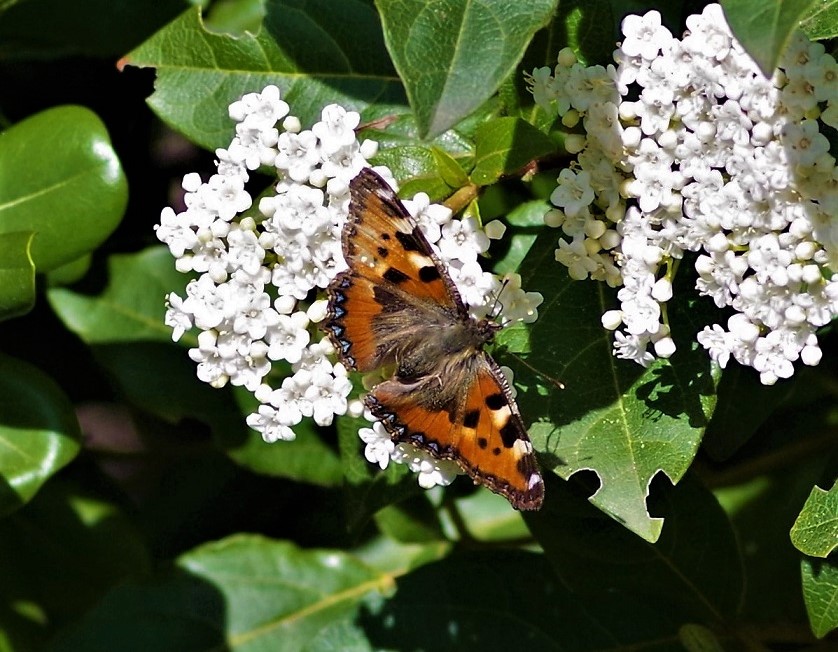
[530,4,838,384]
[155,85,543,489]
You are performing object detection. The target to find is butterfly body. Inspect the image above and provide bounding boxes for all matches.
[323,168,544,510]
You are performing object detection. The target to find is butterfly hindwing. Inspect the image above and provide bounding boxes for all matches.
[367,353,544,511]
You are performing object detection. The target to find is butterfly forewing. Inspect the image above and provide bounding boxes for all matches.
[325,169,461,372]
[341,169,461,311]
[323,167,545,510]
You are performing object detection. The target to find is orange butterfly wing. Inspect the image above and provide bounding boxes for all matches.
[323,168,544,510]
[368,354,544,510]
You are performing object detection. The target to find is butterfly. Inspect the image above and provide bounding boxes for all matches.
[323,168,544,510]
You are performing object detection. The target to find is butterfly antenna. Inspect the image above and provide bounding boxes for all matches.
[489,278,511,321]
[506,351,566,390]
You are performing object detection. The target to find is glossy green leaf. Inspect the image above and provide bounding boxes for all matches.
[791,479,838,558]
[0,479,149,635]
[0,355,80,517]
[526,474,744,623]
[0,106,127,272]
[799,0,838,39]
[49,536,395,652]
[471,117,556,185]
[0,231,36,321]
[126,3,405,150]
[801,557,838,638]
[721,0,816,76]
[376,0,557,138]
[48,247,187,345]
[498,233,717,541]
[63,547,687,650]
[45,253,93,287]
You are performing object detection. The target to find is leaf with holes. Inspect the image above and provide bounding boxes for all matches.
[497,233,718,541]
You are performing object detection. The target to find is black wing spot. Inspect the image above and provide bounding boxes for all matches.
[381,233,391,241]
[477,437,488,449]
[499,421,519,448]
[418,265,441,282]
[377,246,389,258]
[463,409,480,429]
[492,447,501,456]
[383,268,409,284]
[485,393,506,411]
[395,230,421,252]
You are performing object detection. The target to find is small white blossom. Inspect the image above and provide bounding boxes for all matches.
[157,84,543,499]
[530,4,837,384]
[358,421,395,470]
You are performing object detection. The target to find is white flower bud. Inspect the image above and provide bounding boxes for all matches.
[651,278,673,301]
[282,115,301,133]
[307,299,329,323]
[601,309,623,330]
[653,336,676,358]
[484,220,507,239]
[274,295,297,314]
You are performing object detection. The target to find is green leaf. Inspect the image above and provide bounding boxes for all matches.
[721,0,816,76]
[126,3,405,150]
[204,0,266,35]
[0,479,149,632]
[49,536,394,652]
[799,0,838,39]
[374,497,446,543]
[430,147,470,187]
[0,106,127,272]
[471,117,556,185]
[45,253,93,287]
[801,557,838,638]
[791,479,838,558]
[0,231,35,321]
[526,473,744,624]
[376,0,558,138]
[0,355,80,517]
[498,233,717,541]
[48,247,187,345]
[451,489,532,542]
